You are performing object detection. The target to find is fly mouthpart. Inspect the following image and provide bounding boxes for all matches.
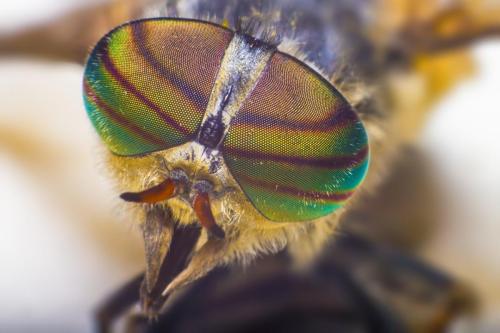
[120,178,177,204]
[192,190,226,240]
[120,172,225,240]
[119,169,189,204]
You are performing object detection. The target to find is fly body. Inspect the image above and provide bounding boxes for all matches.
[0,0,498,331]
[80,0,500,325]
[83,12,369,315]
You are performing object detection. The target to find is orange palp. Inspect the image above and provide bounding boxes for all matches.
[120,179,177,204]
[192,192,225,239]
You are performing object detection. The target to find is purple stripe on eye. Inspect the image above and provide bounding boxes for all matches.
[84,81,167,146]
[131,24,207,113]
[233,105,358,131]
[99,44,191,136]
[223,146,368,169]
[236,173,355,202]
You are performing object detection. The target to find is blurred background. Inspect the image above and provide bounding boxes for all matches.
[0,1,499,332]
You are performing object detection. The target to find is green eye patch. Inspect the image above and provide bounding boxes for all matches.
[222,52,369,221]
[84,19,233,156]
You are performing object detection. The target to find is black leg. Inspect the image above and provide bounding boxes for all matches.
[95,272,144,333]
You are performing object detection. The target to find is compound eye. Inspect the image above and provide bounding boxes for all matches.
[222,52,369,222]
[83,19,233,156]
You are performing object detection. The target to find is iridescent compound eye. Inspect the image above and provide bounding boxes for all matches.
[221,53,369,222]
[83,19,233,156]
[83,18,369,223]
